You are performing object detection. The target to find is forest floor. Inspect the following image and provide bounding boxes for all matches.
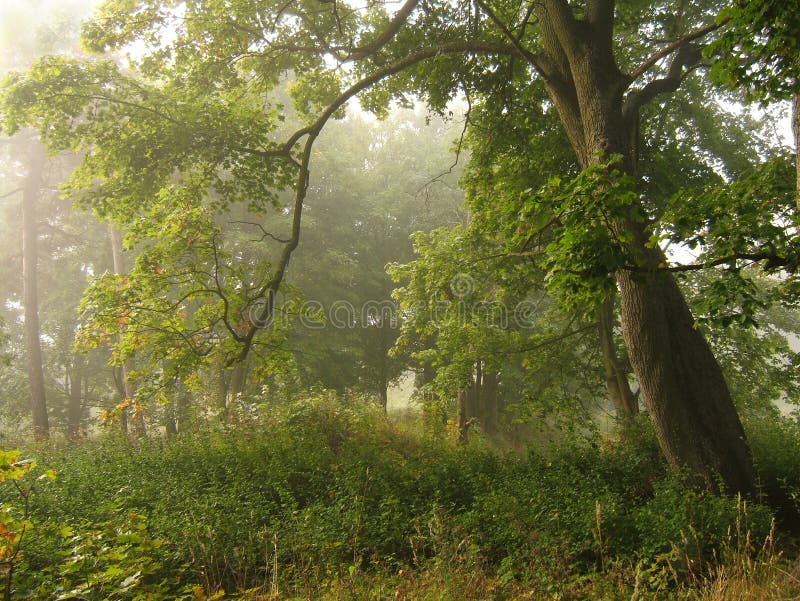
[2,393,800,600]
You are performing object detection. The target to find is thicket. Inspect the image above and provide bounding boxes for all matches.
[2,393,799,600]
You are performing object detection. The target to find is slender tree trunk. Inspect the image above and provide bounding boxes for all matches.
[597,296,638,421]
[177,389,192,432]
[535,5,754,493]
[470,360,481,424]
[217,365,229,418]
[109,224,146,436]
[113,365,129,434]
[226,361,247,410]
[378,384,389,411]
[378,322,390,412]
[165,401,178,436]
[456,387,469,442]
[481,370,499,436]
[22,140,49,440]
[67,356,84,438]
[793,92,799,209]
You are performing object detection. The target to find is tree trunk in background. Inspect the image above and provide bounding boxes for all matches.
[456,361,502,440]
[793,93,799,209]
[177,389,192,432]
[597,296,638,421]
[22,140,49,440]
[378,322,390,412]
[109,224,146,437]
[67,356,84,438]
[537,3,754,494]
[113,365,129,434]
[217,365,229,419]
[456,387,469,442]
[165,401,178,436]
[481,370,500,436]
[379,384,388,412]
[226,361,247,412]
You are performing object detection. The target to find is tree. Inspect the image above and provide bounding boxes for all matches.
[20,137,49,439]
[3,0,797,491]
[286,108,463,407]
[0,0,120,439]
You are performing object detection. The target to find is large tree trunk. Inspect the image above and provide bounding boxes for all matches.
[616,237,755,493]
[22,140,49,440]
[535,1,754,494]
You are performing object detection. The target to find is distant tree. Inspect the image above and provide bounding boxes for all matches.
[20,137,49,439]
[287,109,463,407]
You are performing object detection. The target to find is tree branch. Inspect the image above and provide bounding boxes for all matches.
[231,220,292,244]
[624,43,703,119]
[0,188,23,200]
[625,250,795,274]
[231,40,519,363]
[502,323,594,355]
[628,18,727,82]
[348,0,421,59]
[474,0,546,76]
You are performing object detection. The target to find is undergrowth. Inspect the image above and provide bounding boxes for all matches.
[0,392,798,599]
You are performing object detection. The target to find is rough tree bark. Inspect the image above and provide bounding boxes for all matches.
[532,0,755,494]
[21,139,49,440]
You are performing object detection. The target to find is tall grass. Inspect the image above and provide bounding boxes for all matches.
[1,392,798,599]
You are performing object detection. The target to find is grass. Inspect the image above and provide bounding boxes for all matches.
[1,393,799,600]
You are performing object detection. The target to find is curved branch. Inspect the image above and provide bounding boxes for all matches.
[628,18,728,83]
[231,40,518,363]
[624,43,703,119]
[0,187,23,200]
[231,220,292,244]
[348,0,421,60]
[474,0,546,77]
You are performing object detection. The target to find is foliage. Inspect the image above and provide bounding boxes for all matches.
[664,155,800,327]
[1,400,795,599]
[0,450,55,601]
[49,508,170,601]
[708,0,800,101]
